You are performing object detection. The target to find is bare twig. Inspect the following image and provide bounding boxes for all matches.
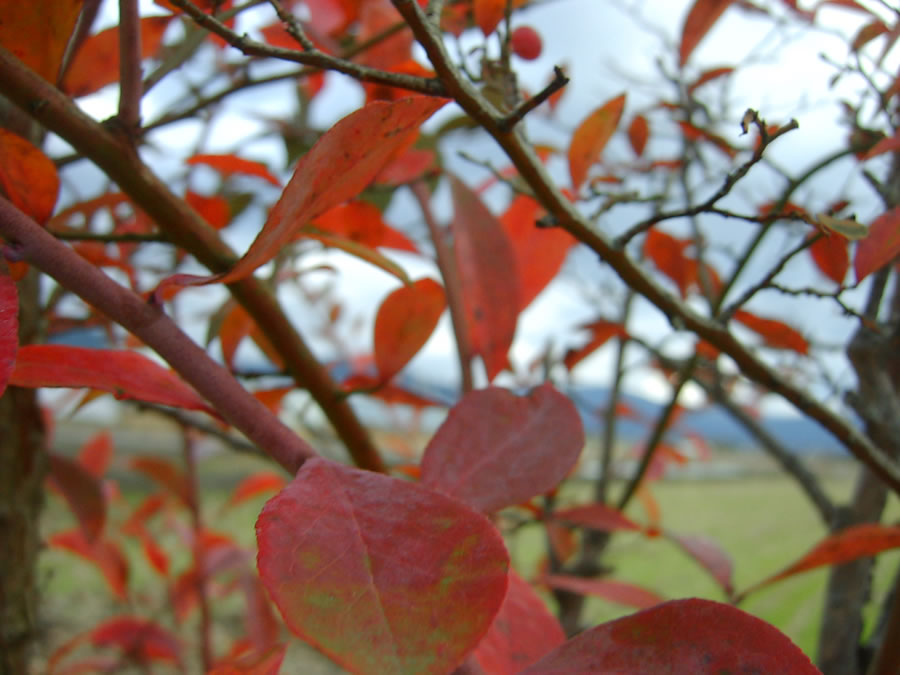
[117,0,143,136]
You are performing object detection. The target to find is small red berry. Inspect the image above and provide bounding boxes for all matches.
[510,26,542,61]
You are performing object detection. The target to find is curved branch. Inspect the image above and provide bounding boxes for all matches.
[0,45,386,473]
[391,0,900,494]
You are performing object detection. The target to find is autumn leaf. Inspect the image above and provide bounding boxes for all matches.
[450,176,520,381]
[10,345,219,417]
[738,524,900,601]
[421,384,584,513]
[627,115,649,156]
[474,0,505,36]
[568,94,626,192]
[679,0,734,67]
[186,154,282,187]
[552,502,642,532]
[500,195,576,311]
[48,453,107,542]
[644,228,695,297]
[542,575,665,609]
[62,16,173,97]
[667,532,734,597]
[256,457,509,675]
[521,599,818,674]
[225,472,287,509]
[48,529,130,600]
[808,233,849,285]
[374,278,446,380]
[854,206,900,282]
[563,319,628,371]
[211,97,445,285]
[0,0,82,82]
[0,129,60,224]
[465,570,566,674]
[732,309,809,354]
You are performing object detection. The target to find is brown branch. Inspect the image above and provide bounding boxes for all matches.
[392,0,900,493]
[410,180,474,392]
[0,196,314,474]
[117,0,143,135]
[497,65,569,133]
[0,44,386,473]
[166,0,445,96]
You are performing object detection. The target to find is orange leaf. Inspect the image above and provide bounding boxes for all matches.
[450,176,520,381]
[130,456,191,506]
[552,503,642,532]
[218,97,445,284]
[48,529,130,600]
[679,0,734,67]
[226,472,288,508]
[500,195,576,310]
[186,154,281,187]
[374,278,446,380]
[732,309,809,354]
[63,16,172,97]
[474,0,505,36]
[739,524,900,600]
[855,206,900,282]
[687,66,734,93]
[0,0,82,82]
[808,233,848,285]
[564,320,627,371]
[0,128,60,224]
[568,94,626,192]
[542,575,665,609]
[644,229,694,297]
[10,345,218,415]
[627,115,649,156]
[677,121,737,158]
[186,191,231,229]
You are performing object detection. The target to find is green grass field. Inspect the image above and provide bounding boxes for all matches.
[35,445,900,670]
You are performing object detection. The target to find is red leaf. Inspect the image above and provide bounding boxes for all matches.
[256,457,509,675]
[0,272,17,397]
[311,200,417,253]
[467,570,566,674]
[644,229,694,297]
[121,493,167,536]
[809,232,849,284]
[240,571,282,651]
[62,16,173,97]
[732,309,809,354]
[568,94,626,192]
[500,195,576,311]
[450,176,520,381]
[9,345,218,416]
[474,0,505,35]
[48,529,129,600]
[739,524,900,600]
[552,503,642,532]
[218,97,445,284]
[667,532,734,597]
[78,431,114,477]
[130,456,191,506]
[687,66,735,93]
[563,320,628,371]
[0,128,60,224]
[186,191,231,229]
[679,0,734,66]
[375,148,437,185]
[186,154,281,187]
[48,452,106,541]
[374,278,446,380]
[141,531,170,577]
[209,643,287,675]
[421,384,584,513]
[863,128,900,159]
[0,1,82,82]
[677,120,737,158]
[90,616,180,664]
[542,575,665,609]
[627,115,649,156]
[225,472,287,508]
[342,374,447,409]
[521,598,818,674]
[855,206,900,281]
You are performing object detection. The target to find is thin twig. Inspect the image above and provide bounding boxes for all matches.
[498,65,569,132]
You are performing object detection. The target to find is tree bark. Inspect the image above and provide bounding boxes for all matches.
[0,269,46,675]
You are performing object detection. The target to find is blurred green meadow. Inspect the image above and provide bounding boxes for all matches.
[36,420,900,670]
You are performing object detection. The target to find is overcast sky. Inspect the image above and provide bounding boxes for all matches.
[56,0,890,419]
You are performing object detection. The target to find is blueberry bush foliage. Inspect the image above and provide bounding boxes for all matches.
[1,0,900,673]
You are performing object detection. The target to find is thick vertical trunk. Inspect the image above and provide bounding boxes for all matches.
[0,269,46,674]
